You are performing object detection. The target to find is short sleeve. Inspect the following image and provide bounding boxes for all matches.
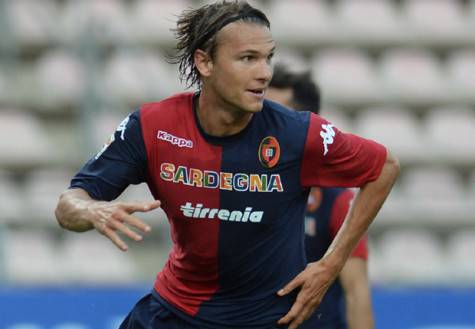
[328,189,368,260]
[301,113,387,188]
[69,110,147,201]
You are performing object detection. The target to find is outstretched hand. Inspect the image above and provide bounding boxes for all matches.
[277,260,341,329]
[88,200,161,251]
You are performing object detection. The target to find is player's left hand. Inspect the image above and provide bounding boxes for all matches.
[276,259,341,329]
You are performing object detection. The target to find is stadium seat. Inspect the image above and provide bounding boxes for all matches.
[397,167,469,224]
[311,49,381,104]
[24,169,75,225]
[424,107,475,163]
[447,50,475,102]
[446,231,475,283]
[101,51,147,102]
[101,50,179,103]
[380,49,446,103]
[273,50,310,74]
[91,112,129,149]
[4,0,59,45]
[354,107,426,162]
[0,171,24,224]
[402,0,470,44]
[0,66,7,102]
[3,229,63,283]
[59,0,131,43]
[377,230,447,283]
[132,0,192,44]
[403,167,464,199]
[372,183,407,225]
[34,50,86,108]
[0,110,53,167]
[61,233,137,283]
[367,240,385,283]
[267,0,335,44]
[469,170,475,196]
[333,0,406,44]
[319,108,353,134]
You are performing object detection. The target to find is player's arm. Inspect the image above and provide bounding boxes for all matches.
[55,111,161,251]
[56,188,160,251]
[340,257,374,329]
[278,114,399,329]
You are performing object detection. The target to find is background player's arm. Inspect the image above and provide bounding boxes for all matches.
[328,190,374,329]
[56,188,160,251]
[340,258,374,329]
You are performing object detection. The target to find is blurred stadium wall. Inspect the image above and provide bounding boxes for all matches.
[0,0,474,328]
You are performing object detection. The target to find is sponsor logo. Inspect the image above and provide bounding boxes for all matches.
[258,136,280,168]
[320,124,335,156]
[160,163,284,192]
[117,116,130,141]
[157,130,193,148]
[95,115,130,159]
[180,202,264,223]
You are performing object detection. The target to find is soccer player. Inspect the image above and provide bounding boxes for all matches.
[55,2,399,329]
[267,65,375,329]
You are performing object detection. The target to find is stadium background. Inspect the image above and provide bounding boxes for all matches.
[0,0,474,328]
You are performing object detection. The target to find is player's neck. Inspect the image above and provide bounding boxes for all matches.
[196,90,253,137]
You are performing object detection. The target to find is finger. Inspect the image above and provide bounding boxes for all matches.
[120,200,161,214]
[103,226,129,251]
[287,303,315,329]
[277,297,305,325]
[108,219,144,241]
[121,212,152,233]
[288,314,306,329]
[277,274,303,296]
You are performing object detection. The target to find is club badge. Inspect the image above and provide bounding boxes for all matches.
[258,136,280,168]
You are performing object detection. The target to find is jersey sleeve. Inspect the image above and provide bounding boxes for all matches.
[69,110,147,201]
[300,113,387,188]
[328,189,368,260]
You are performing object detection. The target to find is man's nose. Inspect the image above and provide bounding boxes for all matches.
[256,60,273,82]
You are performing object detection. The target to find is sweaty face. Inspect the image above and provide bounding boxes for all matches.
[266,87,294,108]
[206,22,275,114]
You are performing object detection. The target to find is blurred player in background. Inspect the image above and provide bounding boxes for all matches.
[55,1,398,328]
[267,65,375,329]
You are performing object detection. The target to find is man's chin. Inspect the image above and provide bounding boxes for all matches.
[244,101,264,113]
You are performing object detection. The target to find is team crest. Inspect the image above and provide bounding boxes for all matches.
[258,136,280,168]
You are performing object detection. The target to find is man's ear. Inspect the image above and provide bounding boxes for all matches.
[194,49,213,78]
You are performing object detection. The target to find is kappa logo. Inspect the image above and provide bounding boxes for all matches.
[258,136,280,168]
[95,114,130,159]
[320,124,335,156]
[157,130,193,148]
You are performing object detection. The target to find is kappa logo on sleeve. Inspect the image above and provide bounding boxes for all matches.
[320,123,335,156]
[117,116,130,141]
[95,114,131,159]
[157,130,193,148]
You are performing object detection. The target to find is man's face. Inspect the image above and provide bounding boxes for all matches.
[205,22,275,114]
[266,87,294,108]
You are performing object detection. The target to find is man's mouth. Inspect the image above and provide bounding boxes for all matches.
[247,89,265,96]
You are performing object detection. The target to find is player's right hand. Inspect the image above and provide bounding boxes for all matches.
[88,200,161,251]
